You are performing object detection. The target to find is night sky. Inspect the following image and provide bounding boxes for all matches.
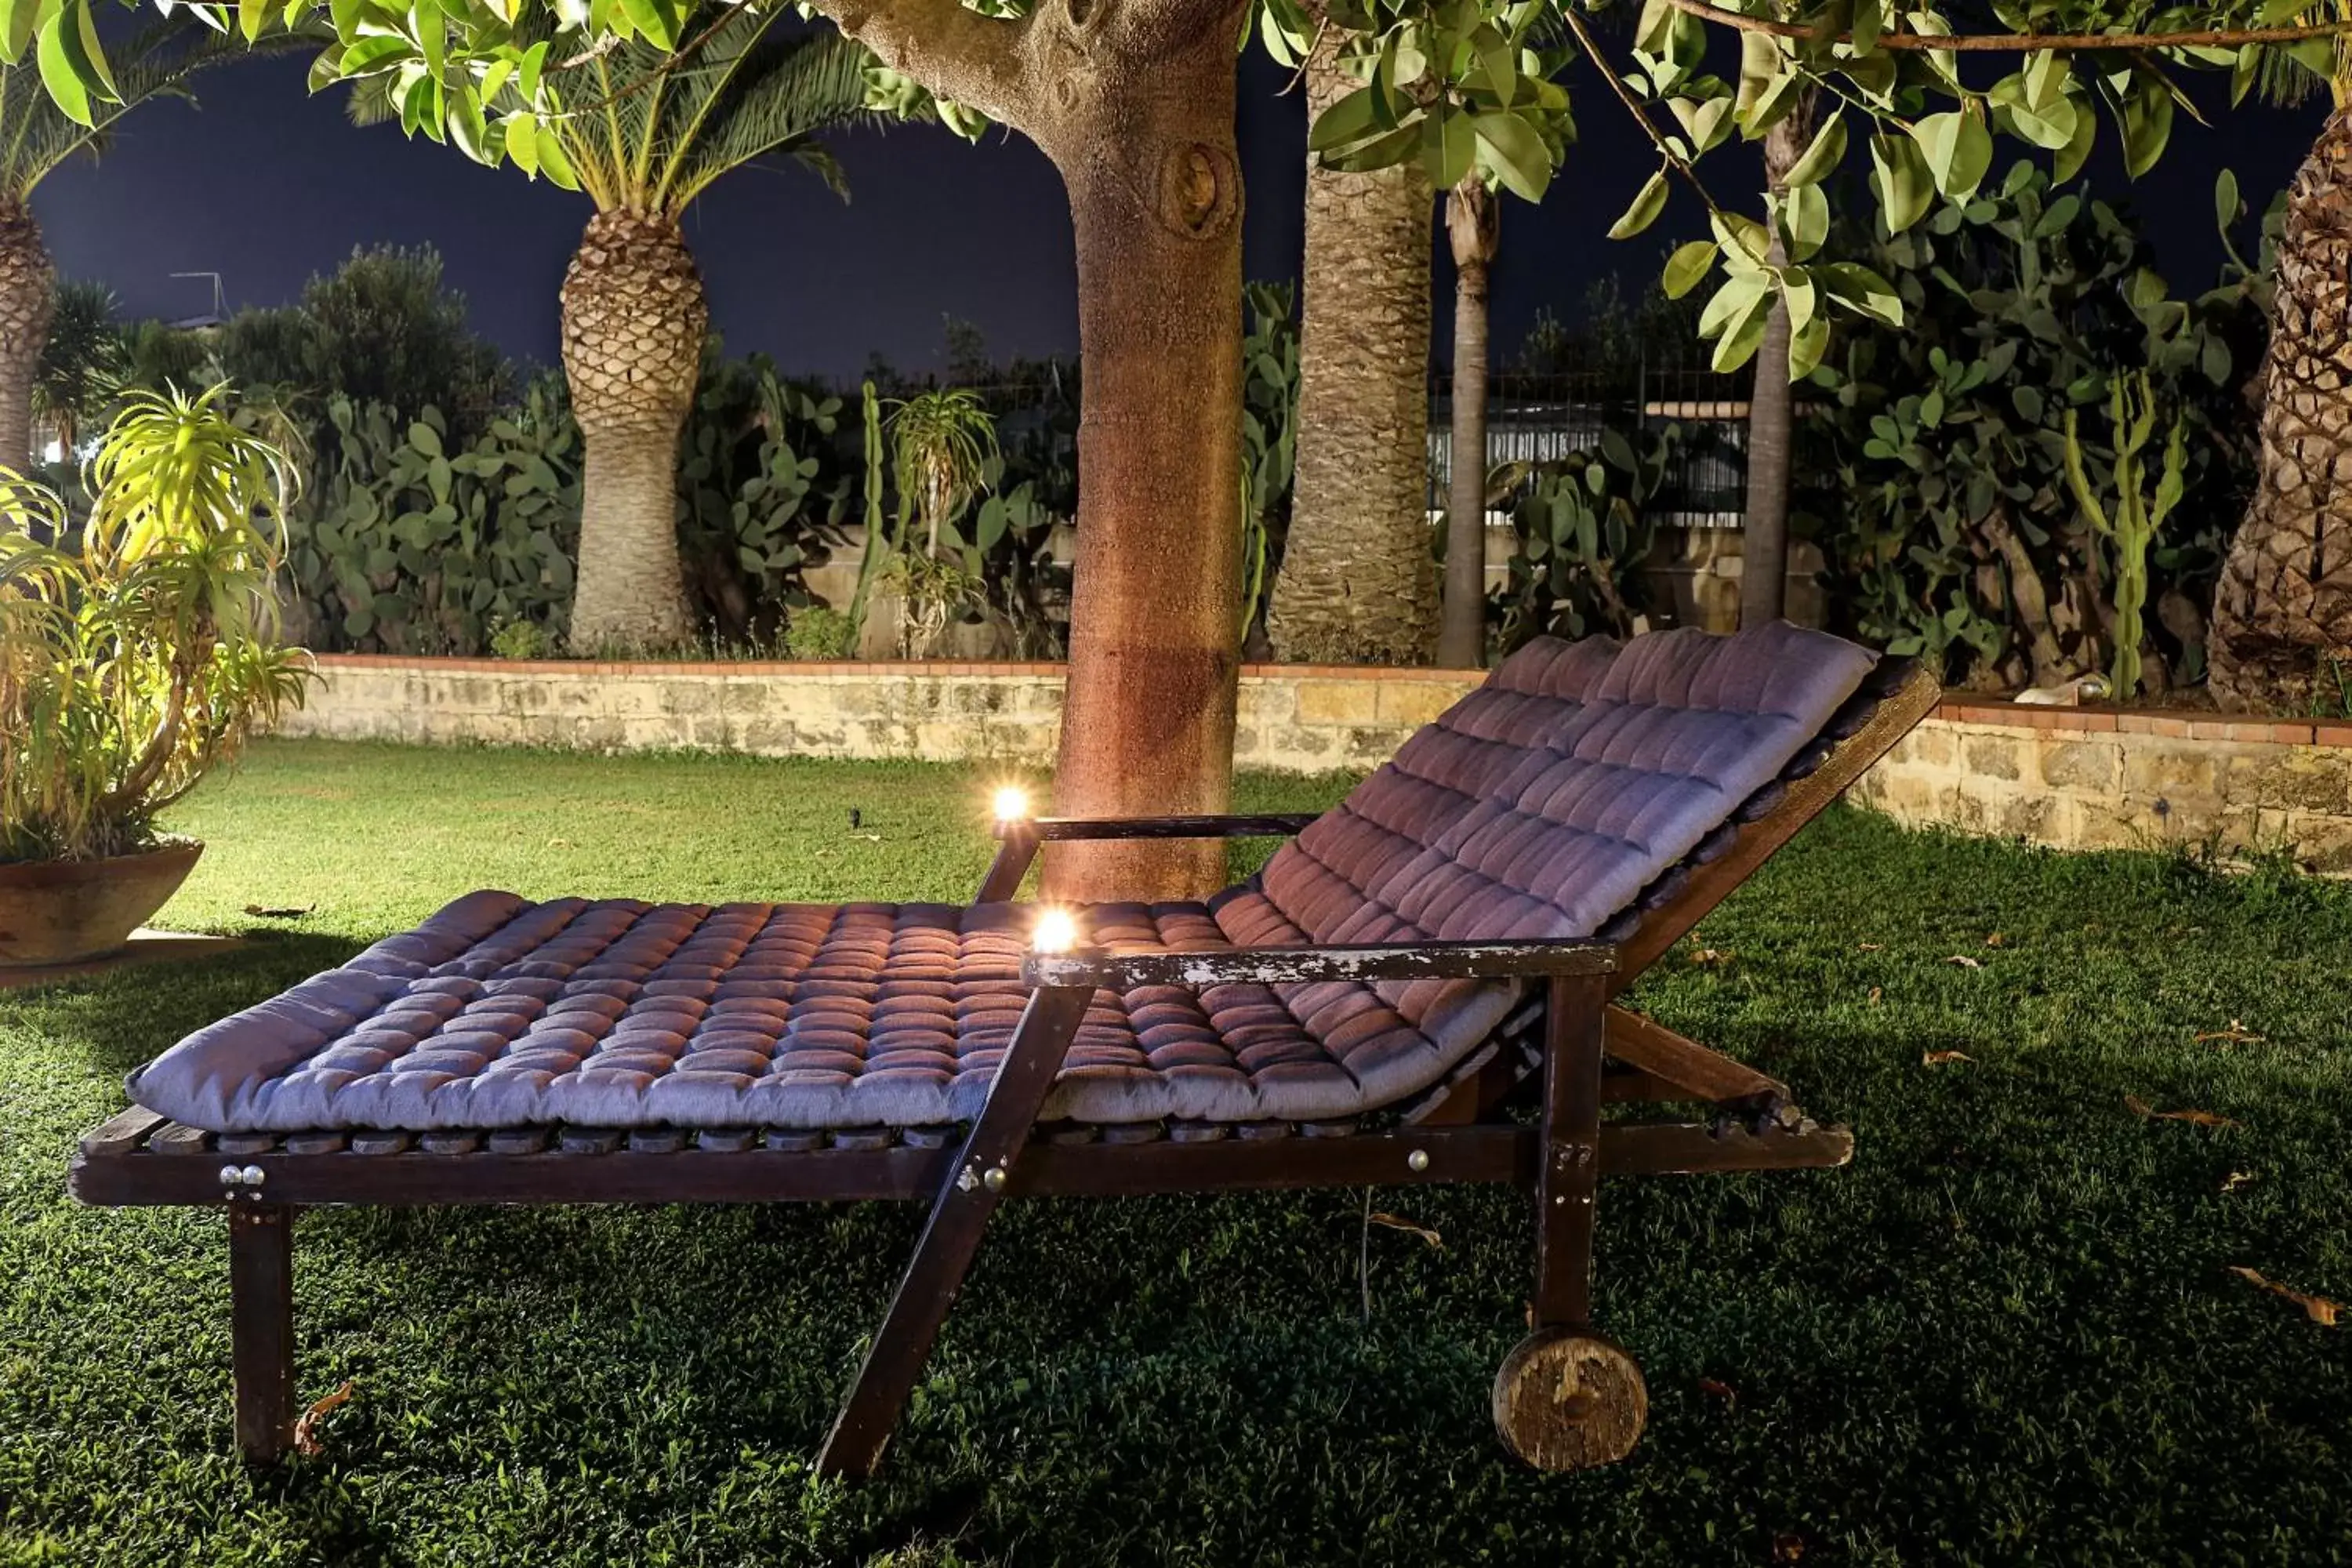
[30,44,2329,386]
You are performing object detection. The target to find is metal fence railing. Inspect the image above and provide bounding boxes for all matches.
[1427,354,1754,527]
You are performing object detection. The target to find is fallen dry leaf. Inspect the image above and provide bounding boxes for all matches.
[1945,954,1984,969]
[1697,1377,1737,1406]
[1367,1213,1443,1250]
[1984,933,2006,948]
[2125,1094,2240,1129]
[1689,948,1732,966]
[2195,1020,2267,1046]
[1773,1530,1809,1563]
[292,1380,354,1457]
[547,837,572,848]
[1857,942,1883,952]
[2222,1171,2257,1194]
[2230,1267,2341,1327]
[242,903,314,920]
[1922,1050,1973,1065]
[1867,986,1883,1005]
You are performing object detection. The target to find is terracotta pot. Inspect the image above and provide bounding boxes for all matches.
[0,840,205,967]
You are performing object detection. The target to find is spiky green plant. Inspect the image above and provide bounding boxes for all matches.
[889,388,998,561]
[0,385,312,862]
[2063,371,2188,701]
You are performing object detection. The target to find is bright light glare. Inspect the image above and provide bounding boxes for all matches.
[993,786,1031,822]
[1032,907,1077,953]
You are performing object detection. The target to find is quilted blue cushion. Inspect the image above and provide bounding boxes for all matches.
[127,623,1879,1132]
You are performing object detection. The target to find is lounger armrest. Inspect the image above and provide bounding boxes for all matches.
[1024,939,1616,989]
[993,813,1322,843]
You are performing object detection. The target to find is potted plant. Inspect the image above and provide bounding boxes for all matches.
[0,385,310,966]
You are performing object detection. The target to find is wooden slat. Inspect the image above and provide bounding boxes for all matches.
[1029,937,1615,990]
[148,1123,212,1156]
[79,1106,166,1157]
[65,1118,1853,1209]
[1023,813,1321,842]
[1602,1007,1786,1105]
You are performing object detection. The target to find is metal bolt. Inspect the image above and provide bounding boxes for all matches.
[218,1165,244,1188]
[1406,1148,1430,1174]
[956,1164,979,1192]
[982,1165,1008,1193]
[239,1165,266,1187]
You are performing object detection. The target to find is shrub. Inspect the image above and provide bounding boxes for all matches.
[783,604,853,660]
[0,387,311,863]
[488,619,554,660]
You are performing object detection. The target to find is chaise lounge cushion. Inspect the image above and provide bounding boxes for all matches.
[126,622,1880,1133]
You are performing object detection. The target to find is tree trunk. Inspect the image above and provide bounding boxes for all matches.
[1267,27,1438,664]
[817,0,1247,899]
[1439,176,1497,668]
[0,198,56,473]
[2209,103,2352,711]
[559,209,706,652]
[1038,22,1245,899]
[1739,91,1817,630]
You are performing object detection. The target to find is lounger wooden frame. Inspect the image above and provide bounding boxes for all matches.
[67,661,1940,1477]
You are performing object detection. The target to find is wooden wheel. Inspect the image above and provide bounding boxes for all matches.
[1491,1327,1648,1471]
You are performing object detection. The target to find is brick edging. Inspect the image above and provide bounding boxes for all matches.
[1933,699,2352,749]
[306,654,1484,684]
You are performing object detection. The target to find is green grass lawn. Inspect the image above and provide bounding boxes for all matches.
[3,739,2348,1566]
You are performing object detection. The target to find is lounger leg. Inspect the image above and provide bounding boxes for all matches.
[974,826,1040,903]
[229,1203,296,1464]
[1492,974,1649,1470]
[817,982,1092,1479]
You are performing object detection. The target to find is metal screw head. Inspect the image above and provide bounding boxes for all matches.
[982,1165,1008,1193]
[1406,1148,1431,1174]
[218,1164,244,1188]
[956,1164,979,1192]
[239,1165,267,1187]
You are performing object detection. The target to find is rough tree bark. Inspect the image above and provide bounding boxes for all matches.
[2209,103,2352,711]
[1738,89,1816,629]
[818,0,1246,899]
[561,209,707,651]
[0,198,56,473]
[1439,174,1498,668]
[1267,25,1439,664]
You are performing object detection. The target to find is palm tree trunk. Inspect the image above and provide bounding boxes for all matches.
[1439,175,1497,668]
[559,209,705,652]
[1041,51,1247,902]
[1739,90,1816,628]
[2210,103,2352,710]
[0,198,56,473]
[1268,25,1439,664]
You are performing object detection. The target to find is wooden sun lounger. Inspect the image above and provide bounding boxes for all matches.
[68,633,1939,1478]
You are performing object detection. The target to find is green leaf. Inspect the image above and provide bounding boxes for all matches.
[2214,167,2240,232]
[1662,240,1715,299]
[1910,105,1991,201]
[34,8,91,127]
[2120,79,2172,180]
[1422,106,1475,191]
[1472,111,1551,201]
[1782,113,1847,188]
[1784,182,1828,261]
[2053,93,2095,184]
[1308,85,1381,154]
[238,0,268,42]
[1870,129,1933,234]
[1607,169,1669,241]
[1785,311,1831,382]
[336,34,410,77]
[537,124,580,190]
[517,38,549,103]
[408,420,443,458]
[616,0,677,49]
[1697,269,1771,339]
[1820,261,1902,325]
[0,0,35,66]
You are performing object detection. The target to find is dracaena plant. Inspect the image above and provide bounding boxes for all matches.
[0,384,313,863]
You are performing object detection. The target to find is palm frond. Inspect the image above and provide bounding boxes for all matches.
[1,17,307,196]
[655,27,887,210]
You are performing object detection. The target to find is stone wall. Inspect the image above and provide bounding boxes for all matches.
[280,659,2352,867]
[1853,700,2352,871]
[278,656,1479,777]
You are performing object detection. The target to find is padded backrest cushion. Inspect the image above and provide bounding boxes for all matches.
[1248,622,1877,974]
